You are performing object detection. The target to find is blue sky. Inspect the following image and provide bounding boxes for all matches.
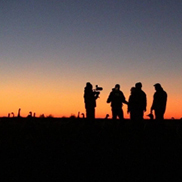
[0,0,182,118]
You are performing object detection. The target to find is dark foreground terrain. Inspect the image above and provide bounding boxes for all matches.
[0,118,182,181]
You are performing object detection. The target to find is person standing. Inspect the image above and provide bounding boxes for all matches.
[84,82,100,120]
[107,84,128,120]
[134,82,147,120]
[150,83,167,120]
[128,87,137,120]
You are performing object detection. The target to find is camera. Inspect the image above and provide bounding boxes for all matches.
[93,85,103,97]
[95,85,103,91]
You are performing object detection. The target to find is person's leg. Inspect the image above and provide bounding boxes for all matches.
[112,108,117,120]
[154,110,158,120]
[131,110,137,121]
[155,110,163,120]
[92,108,95,120]
[86,108,89,119]
[139,110,144,120]
[119,108,124,120]
[130,112,133,120]
[159,112,164,120]
[86,107,94,120]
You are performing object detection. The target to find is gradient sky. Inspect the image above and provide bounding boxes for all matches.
[1,0,182,118]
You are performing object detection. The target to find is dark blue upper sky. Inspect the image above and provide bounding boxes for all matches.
[0,0,182,117]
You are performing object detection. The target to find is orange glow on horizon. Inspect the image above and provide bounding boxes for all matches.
[0,80,182,119]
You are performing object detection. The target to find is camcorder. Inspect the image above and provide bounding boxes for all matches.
[93,85,103,97]
[95,85,103,91]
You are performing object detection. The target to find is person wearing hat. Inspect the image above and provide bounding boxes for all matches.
[150,83,167,120]
[107,84,128,120]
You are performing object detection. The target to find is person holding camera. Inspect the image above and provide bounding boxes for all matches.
[107,84,128,120]
[84,82,100,120]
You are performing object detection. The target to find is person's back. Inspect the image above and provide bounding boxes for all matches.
[153,88,167,112]
[134,82,147,120]
[107,89,125,108]
[84,86,96,109]
[151,83,167,120]
[135,89,146,110]
[107,84,128,120]
[128,87,138,120]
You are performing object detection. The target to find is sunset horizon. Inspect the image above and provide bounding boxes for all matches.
[1,1,182,120]
[0,81,181,120]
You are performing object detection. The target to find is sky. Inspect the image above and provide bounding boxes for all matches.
[0,0,182,119]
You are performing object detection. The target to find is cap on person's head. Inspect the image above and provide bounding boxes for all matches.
[86,82,92,88]
[135,82,142,88]
[115,84,120,89]
[154,83,161,88]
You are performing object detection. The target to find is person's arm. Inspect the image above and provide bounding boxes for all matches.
[122,93,128,105]
[94,92,100,100]
[123,99,128,105]
[127,97,131,113]
[107,92,112,103]
[150,94,155,114]
[144,93,147,111]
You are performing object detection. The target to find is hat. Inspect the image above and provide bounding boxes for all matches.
[115,84,120,88]
[86,82,92,89]
[154,83,161,87]
[135,82,142,88]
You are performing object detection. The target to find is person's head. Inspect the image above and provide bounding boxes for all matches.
[130,87,136,94]
[86,82,93,90]
[154,83,162,91]
[135,82,142,89]
[115,84,120,91]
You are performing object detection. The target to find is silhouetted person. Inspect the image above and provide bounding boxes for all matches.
[128,87,137,120]
[107,84,128,120]
[134,82,147,120]
[150,83,167,120]
[84,82,100,120]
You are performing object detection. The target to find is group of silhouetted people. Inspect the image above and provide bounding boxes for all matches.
[84,82,167,121]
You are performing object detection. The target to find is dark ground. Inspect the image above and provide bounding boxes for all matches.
[0,118,182,181]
